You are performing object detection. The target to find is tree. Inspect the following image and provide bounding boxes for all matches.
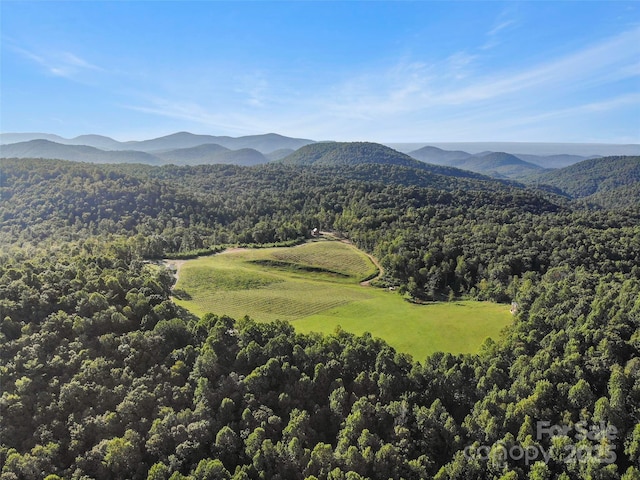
[192,459,231,480]
[103,430,142,477]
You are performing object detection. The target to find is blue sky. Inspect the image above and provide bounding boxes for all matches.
[1,1,639,143]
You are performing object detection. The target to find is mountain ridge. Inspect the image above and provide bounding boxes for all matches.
[3,132,638,186]
[1,139,267,166]
[0,139,163,164]
[0,131,314,154]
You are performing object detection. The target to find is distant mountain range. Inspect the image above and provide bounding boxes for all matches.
[0,139,272,166]
[0,131,314,154]
[1,132,638,184]
[407,146,545,179]
[389,142,640,158]
[0,131,319,166]
[0,140,163,164]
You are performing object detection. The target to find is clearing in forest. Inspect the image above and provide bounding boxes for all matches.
[171,239,512,360]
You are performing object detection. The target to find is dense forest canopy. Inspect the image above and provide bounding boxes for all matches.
[0,155,639,479]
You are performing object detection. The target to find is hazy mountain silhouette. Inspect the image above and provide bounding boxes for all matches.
[408,146,545,178]
[0,140,162,164]
[1,131,314,154]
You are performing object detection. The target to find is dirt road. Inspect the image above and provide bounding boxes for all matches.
[319,231,383,286]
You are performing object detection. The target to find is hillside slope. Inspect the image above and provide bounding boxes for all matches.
[528,156,640,207]
[408,145,471,163]
[280,142,423,167]
[210,148,268,166]
[154,144,267,165]
[154,143,230,164]
[281,142,491,181]
[515,153,591,168]
[450,152,544,178]
[266,148,295,161]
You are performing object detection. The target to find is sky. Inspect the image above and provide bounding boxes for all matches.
[1,1,639,143]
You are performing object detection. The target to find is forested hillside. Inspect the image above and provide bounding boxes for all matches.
[0,156,639,479]
[528,156,640,208]
[280,142,427,170]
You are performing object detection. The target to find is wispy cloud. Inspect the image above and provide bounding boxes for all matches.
[234,72,270,108]
[499,92,640,127]
[449,27,639,104]
[264,25,639,141]
[325,26,640,116]
[487,19,517,38]
[124,97,266,135]
[118,25,640,141]
[481,7,519,50]
[9,44,102,79]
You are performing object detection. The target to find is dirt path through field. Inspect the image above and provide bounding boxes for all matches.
[358,252,384,286]
[163,259,188,284]
[319,231,384,286]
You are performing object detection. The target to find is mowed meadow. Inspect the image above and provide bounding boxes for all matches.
[170,239,512,360]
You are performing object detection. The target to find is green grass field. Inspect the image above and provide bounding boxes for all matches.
[172,239,512,360]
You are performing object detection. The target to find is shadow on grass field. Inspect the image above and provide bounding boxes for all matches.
[294,297,512,360]
[171,239,512,360]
